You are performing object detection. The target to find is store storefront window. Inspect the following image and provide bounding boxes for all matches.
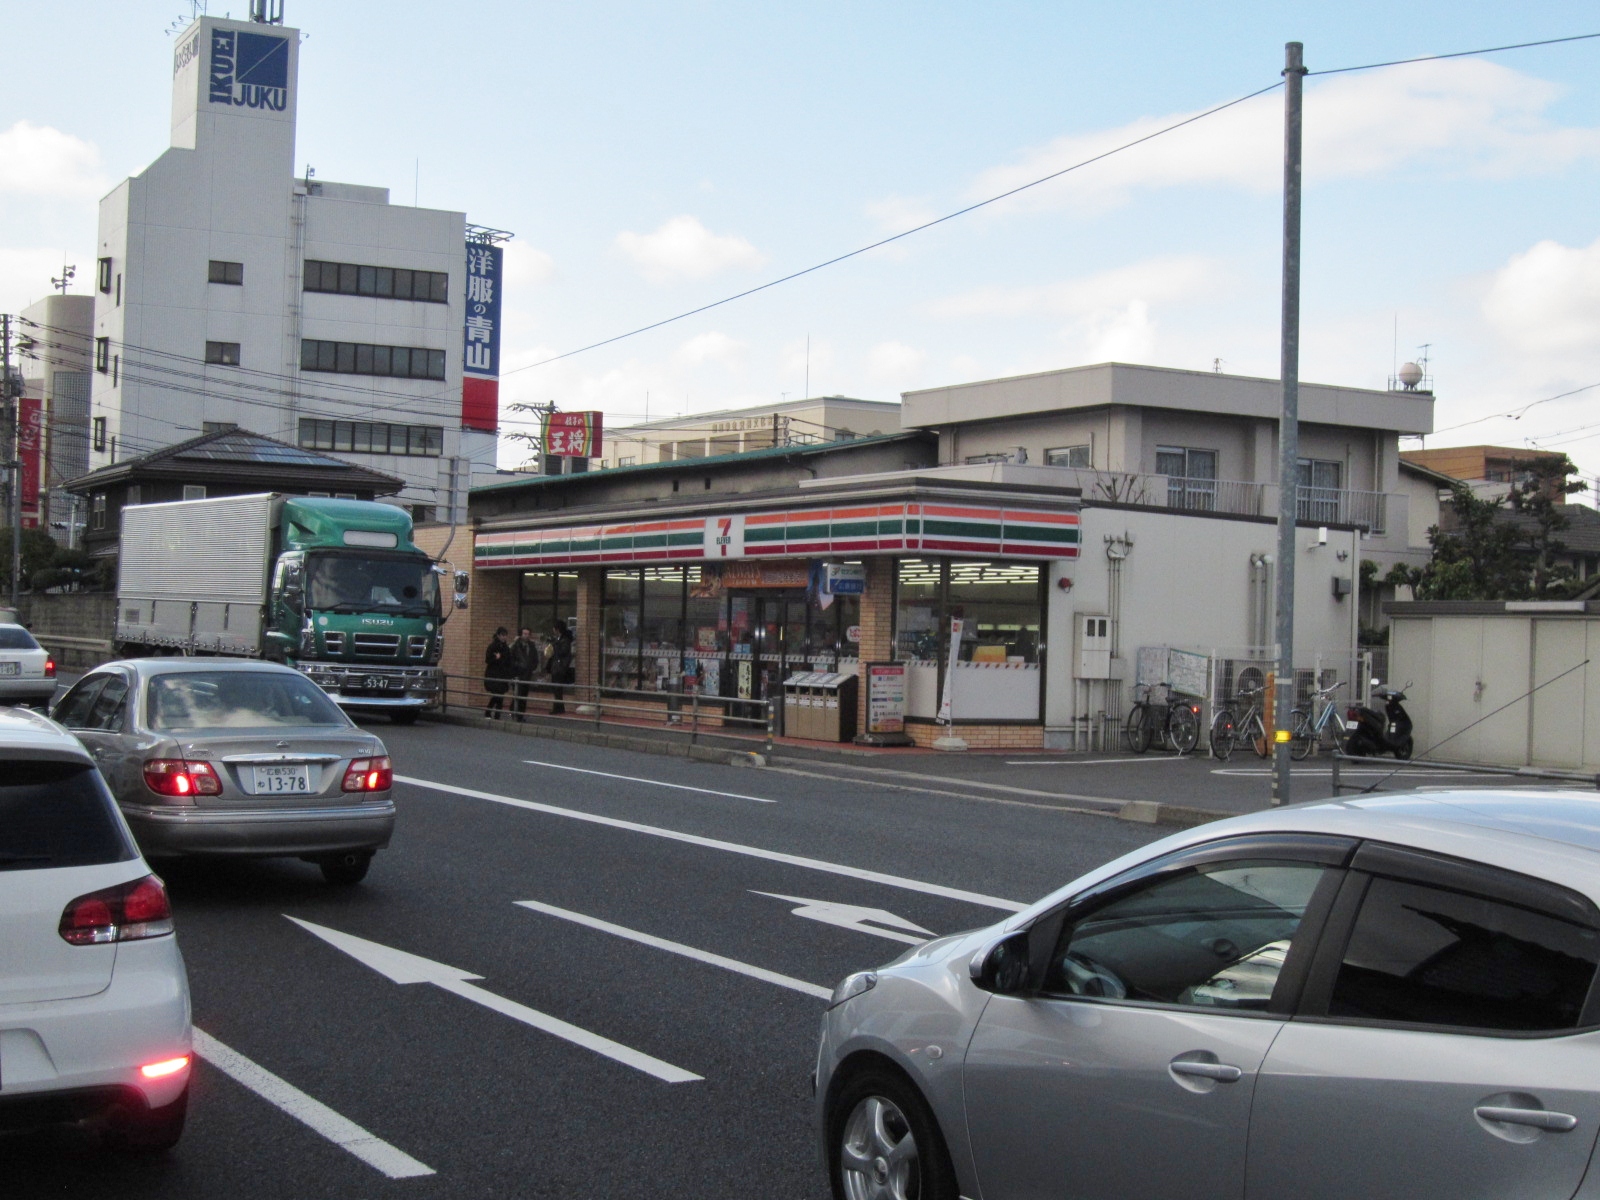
[519,570,577,639]
[602,569,643,690]
[641,567,686,691]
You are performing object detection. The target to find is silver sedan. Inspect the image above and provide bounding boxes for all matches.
[816,790,1600,1200]
[51,659,395,884]
[0,622,57,708]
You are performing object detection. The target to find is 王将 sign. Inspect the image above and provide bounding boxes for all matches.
[544,411,603,459]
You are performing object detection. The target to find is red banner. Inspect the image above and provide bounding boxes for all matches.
[461,376,499,433]
[18,393,43,527]
[543,411,603,459]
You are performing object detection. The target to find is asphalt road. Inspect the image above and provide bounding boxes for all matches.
[3,719,1168,1200]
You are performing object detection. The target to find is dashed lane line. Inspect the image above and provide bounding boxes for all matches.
[515,899,832,1000]
[192,1028,435,1180]
[394,775,1026,912]
[521,758,776,803]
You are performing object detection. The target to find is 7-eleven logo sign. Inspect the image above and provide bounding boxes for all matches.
[705,515,744,559]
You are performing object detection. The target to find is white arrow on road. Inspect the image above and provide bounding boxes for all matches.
[286,917,701,1084]
[752,892,934,944]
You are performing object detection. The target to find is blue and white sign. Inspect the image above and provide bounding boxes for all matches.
[823,563,867,595]
[463,244,503,378]
[209,29,290,110]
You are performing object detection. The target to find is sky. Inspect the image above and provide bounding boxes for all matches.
[4,1,1599,485]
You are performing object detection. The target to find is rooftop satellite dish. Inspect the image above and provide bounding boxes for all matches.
[1397,361,1424,390]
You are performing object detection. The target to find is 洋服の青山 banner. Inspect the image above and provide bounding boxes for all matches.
[461,242,502,433]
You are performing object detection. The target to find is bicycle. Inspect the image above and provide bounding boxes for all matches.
[1124,681,1200,755]
[1209,684,1269,761]
[1289,680,1348,760]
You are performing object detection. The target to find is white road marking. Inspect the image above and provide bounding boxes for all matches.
[395,774,1026,912]
[751,891,933,945]
[288,917,701,1084]
[1003,758,1189,766]
[515,899,832,1000]
[192,1028,435,1180]
[521,758,775,803]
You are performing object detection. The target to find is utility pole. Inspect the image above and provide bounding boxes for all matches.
[2,313,22,609]
[1272,42,1307,806]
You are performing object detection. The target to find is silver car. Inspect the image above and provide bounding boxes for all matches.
[0,622,58,708]
[816,790,1600,1200]
[51,659,395,885]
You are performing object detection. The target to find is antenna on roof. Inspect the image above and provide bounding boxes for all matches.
[249,0,284,24]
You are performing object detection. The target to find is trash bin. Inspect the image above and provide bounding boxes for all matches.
[813,672,860,742]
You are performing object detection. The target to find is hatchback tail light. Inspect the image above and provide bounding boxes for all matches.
[140,1055,190,1080]
[44,658,56,678]
[60,875,174,945]
[342,756,393,792]
[144,759,221,797]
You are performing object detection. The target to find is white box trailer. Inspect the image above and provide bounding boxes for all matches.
[116,494,276,655]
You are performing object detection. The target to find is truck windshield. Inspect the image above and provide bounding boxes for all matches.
[307,553,437,616]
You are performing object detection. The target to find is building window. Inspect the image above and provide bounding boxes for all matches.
[1298,458,1343,523]
[112,355,119,386]
[298,418,445,458]
[116,274,122,305]
[92,416,107,452]
[97,258,112,293]
[208,260,244,285]
[202,421,238,434]
[95,337,110,373]
[302,260,449,303]
[300,339,445,381]
[91,493,106,529]
[1156,445,1218,510]
[205,341,241,366]
[183,485,207,501]
[1045,445,1091,468]
[618,456,636,467]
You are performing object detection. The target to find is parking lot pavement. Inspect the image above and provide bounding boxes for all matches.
[3,721,1163,1199]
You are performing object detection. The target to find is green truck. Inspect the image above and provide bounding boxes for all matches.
[115,494,465,721]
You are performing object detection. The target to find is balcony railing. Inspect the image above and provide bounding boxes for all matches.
[1054,468,1389,533]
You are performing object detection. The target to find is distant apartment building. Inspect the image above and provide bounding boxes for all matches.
[599,396,900,468]
[88,8,505,524]
[17,293,94,546]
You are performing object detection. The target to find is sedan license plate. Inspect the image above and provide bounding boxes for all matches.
[250,765,313,795]
[0,662,17,676]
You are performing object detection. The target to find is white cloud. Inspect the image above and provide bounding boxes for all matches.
[867,340,926,383]
[613,215,766,283]
[969,59,1600,214]
[674,330,744,366]
[865,195,938,232]
[930,255,1218,320]
[502,240,555,287]
[1482,236,1600,356]
[0,121,106,198]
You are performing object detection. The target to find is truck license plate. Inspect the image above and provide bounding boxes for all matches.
[361,676,397,691]
[250,765,312,794]
[0,662,18,676]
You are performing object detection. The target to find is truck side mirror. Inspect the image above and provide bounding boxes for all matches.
[454,570,470,594]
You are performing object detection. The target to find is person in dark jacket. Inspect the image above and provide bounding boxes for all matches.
[509,627,540,721]
[546,621,574,714]
[483,627,514,719]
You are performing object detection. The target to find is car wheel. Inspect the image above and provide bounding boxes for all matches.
[829,1068,957,1200]
[319,850,373,885]
[104,1083,188,1154]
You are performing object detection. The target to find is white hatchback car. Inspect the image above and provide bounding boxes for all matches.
[0,706,192,1151]
[0,623,57,709]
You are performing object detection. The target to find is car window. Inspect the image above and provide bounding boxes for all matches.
[1328,875,1600,1032]
[0,626,40,650]
[147,671,349,731]
[1043,861,1331,1010]
[85,674,130,731]
[0,760,137,870]
[52,676,110,728]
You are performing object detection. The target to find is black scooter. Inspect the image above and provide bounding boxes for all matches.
[1344,682,1414,759]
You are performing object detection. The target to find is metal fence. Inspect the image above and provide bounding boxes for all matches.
[438,672,777,753]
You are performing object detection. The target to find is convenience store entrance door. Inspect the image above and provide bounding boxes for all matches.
[730,589,807,705]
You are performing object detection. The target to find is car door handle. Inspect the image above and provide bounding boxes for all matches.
[1475,1107,1578,1132]
[1169,1060,1243,1083]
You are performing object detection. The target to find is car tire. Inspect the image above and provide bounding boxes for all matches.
[105,1083,188,1154]
[828,1067,957,1200]
[319,850,373,885]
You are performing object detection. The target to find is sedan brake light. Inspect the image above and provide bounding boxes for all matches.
[44,658,56,678]
[144,759,222,797]
[60,875,174,945]
[342,756,393,792]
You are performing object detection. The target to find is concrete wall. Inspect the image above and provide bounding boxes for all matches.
[15,593,118,671]
[1390,611,1599,770]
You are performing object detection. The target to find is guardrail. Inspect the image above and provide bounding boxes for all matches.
[439,672,777,755]
[1329,752,1600,794]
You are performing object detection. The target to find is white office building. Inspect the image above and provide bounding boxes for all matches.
[89,7,502,522]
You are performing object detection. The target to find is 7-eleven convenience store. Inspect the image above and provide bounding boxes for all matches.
[466,437,1081,748]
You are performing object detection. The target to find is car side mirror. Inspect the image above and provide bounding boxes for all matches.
[969,930,1032,995]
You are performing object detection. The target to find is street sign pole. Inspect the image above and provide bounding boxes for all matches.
[1272,42,1307,806]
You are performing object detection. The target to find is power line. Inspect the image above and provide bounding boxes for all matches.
[1420,381,1600,437]
[1306,31,1600,76]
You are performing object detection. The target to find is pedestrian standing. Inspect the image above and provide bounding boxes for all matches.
[483,627,513,719]
[509,626,539,721]
[547,620,575,715]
